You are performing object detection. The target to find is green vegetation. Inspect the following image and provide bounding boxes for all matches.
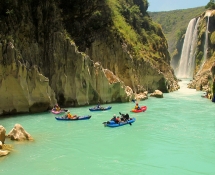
[210,31,215,45]
[176,28,186,41]
[107,0,166,64]
[205,0,215,9]
[149,7,205,55]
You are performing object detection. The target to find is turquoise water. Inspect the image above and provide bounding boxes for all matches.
[1,80,215,175]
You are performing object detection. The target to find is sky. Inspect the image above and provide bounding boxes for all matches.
[148,0,210,12]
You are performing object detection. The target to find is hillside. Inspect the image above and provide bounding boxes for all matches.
[149,7,205,56]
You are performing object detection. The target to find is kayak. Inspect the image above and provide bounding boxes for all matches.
[55,115,91,121]
[89,106,112,111]
[130,106,147,113]
[103,118,136,127]
[51,109,67,114]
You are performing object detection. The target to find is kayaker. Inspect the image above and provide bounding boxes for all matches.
[67,111,78,119]
[97,102,101,109]
[68,113,72,119]
[54,104,61,111]
[66,111,72,119]
[115,116,121,123]
[120,113,125,122]
[64,111,71,118]
[124,113,130,121]
[135,103,140,110]
[111,114,117,122]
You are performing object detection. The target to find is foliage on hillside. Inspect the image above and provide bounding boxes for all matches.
[0,0,172,74]
[149,7,205,55]
[107,0,169,66]
[205,0,215,9]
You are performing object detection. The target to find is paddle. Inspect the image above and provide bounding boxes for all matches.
[102,121,109,127]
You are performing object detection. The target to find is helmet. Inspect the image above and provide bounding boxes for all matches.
[136,103,138,105]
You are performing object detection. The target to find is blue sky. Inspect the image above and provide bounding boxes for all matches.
[148,0,210,12]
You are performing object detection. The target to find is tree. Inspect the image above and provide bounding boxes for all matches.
[205,0,215,9]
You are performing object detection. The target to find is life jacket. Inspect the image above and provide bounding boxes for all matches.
[68,113,72,118]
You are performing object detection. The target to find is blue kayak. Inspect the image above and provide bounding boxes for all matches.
[55,115,91,121]
[89,106,112,111]
[103,118,136,127]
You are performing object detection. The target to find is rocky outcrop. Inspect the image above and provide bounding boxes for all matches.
[188,70,211,91]
[0,149,10,156]
[0,141,10,156]
[135,91,148,101]
[87,39,179,94]
[0,41,56,115]
[7,124,33,141]
[150,90,163,98]
[49,33,133,106]
[0,125,6,144]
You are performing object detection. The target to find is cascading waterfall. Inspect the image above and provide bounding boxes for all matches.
[177,18,200,78]
[188,17,200,77]
[198,16,210,74]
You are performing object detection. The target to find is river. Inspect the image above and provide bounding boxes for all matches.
[0,79,215,175]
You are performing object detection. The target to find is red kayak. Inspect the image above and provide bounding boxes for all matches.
[131,106,147,113]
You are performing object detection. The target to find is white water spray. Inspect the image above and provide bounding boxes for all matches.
[188,17,200,78]
[177,18,200,78]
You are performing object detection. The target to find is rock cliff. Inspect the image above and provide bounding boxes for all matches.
[0,0,178,115]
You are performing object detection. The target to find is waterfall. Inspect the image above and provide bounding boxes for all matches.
[198,16,209,73]
[188,17,200,78]
[177,18,200,78]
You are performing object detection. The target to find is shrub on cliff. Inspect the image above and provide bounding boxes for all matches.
[210,31,215,45]
[205,0,215,9]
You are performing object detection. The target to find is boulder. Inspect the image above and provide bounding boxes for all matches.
[0,125,6,144]
[150,90,163,98]
[0,150,10,156]
[135,92,148,101]
[7,124,33,141]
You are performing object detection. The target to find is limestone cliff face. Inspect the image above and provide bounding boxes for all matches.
[66,0,179,93]
[0,0,178,115]
[0,32,133,115]
[87,37,179,93]
[50,33,133,105]
[0,42,56,114]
